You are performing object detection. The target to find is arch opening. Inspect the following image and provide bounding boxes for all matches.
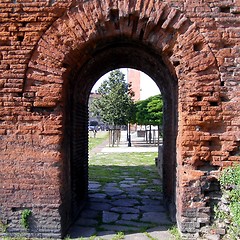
[62,40,178,234]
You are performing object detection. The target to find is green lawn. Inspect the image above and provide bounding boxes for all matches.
[88,131,109,151]
[89,152,161,191]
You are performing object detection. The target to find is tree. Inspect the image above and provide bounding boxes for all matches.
[147,95,163,126]
[134,94,163,143]
[90,69,135,145]
[135,94,163,126]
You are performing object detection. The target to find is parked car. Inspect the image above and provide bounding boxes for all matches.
[88,125,95,131]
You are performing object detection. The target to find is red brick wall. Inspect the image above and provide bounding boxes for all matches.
[0,0,239,238]
[128,69,141,101]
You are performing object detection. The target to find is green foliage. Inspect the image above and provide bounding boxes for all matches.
[90,70,135,127]
[220,165,240,225]
[0,219,8,233]
[20,209,31,230]
[135,94,163,126]
[135,97,148,125]
[230,201,240,226]
[220,165,240,187]
[215,165,240,239]
[144,232,158,240]
[112,232,125,240]
[89,235,97,240]
[169,225,182,240]
[214,205,228,220]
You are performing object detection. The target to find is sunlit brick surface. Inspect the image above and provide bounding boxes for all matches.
[0,0,239,238]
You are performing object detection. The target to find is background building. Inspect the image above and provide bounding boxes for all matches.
[92,68,160,100]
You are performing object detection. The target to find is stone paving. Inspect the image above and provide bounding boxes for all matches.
[68,131,174,239]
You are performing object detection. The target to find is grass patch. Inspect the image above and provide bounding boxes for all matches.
[169,225,182,239]
[89,131,109,151]
[112,232,125,240]
[89,152,160,188]
[144,232,158,240]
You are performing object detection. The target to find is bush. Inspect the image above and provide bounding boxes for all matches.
[215,165,240,239]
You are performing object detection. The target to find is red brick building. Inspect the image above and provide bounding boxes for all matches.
[127,69,141,101]
[127,68,160,101]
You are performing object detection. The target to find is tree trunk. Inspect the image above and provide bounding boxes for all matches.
[149,125,152,143]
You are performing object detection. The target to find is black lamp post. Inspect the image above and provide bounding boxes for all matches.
[127,123,131,147]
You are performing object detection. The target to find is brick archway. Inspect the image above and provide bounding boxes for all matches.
[25,1,220,236]
[2,0,237,239]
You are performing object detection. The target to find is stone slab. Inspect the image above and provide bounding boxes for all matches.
[102,211,119,223]
[123,233,151,240]
[69,226,96,238]
[138,204,166,212]
[146,226,173,240]
[111,198,139,207]
[110,206,140,214]
[121,213,140,221]
[89,202,112,211]
[100,224,139,232]
[116,220,153,228]
[141,212,172,225]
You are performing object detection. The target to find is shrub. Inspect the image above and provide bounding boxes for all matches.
[21,209,32,230]
[215,165,240,239]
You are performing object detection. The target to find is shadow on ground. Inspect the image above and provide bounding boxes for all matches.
[68,164,173,239]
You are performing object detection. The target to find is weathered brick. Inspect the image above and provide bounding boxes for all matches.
[0,0,239,239]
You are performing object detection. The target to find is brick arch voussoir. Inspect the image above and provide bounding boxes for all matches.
[25,0,220,116]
